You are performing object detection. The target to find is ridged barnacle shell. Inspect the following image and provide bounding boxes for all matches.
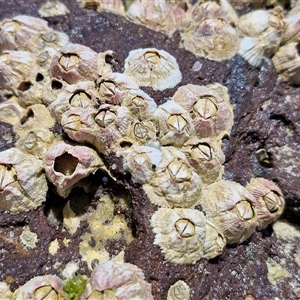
[170,1,192,32]
[96,72,139,105]
[282,10,300,44]
[123,145,162,184]
[246,178,285,230]
[124,48,182,91]
[167,280,190,300]
[151,207,207,264]
[183,17,239,61]
[143,146,202,208]
[201,180,258,244]
[182,137,225,184]
[0,96,26,125]
[44,141,104,198]
[12,275,66,300]
[172,84,233,141]
[272,42,300,85]
[152,100,196,148]
[81,261,154,300]
[0,148,48,214]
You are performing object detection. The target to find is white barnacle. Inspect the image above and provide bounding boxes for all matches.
[124,48,182,91]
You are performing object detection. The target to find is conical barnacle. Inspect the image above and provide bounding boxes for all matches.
[182,137,225,184]
[12,275,66,300]
[124,48,182,91]
[0,148,48,214]
[44,141,104,198]
[183,17,239,61]
[81,261,154,300]
[123,145,162,184]
[246,178,285,230]
[152,100,196,147]
[272,42,300,85]
[151,207,207,264]
[96,72,139,105]
[0,96,26,125]
[167,280,190,300]
[172,84,234,140]
[201,180,258,244]
[143,146,203,208]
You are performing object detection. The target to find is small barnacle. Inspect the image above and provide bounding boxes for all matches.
[0,147,48,214]
[124,48,182,91]
[0,96,26,125]
[80,261,154,300]
[151,207,207,264]
[12,275,66,299]
[20,225,38,250]
[38,0,70,17]
[123,145,162,184]
[201,180,258,244]
[44,141,105,197]
[167,280,190,300]
[152,100,195,147]
[246,177,285,230]
[143,146,202,208]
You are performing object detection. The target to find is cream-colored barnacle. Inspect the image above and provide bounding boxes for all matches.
[0,148,48,214]
[167,280,190,300]
[0,96,26,125]
[246,178,285,230]
[153,100,195,147]
[44,141,104,198]
[282,12,300,44]
[143,147,202,208]
[182,137,225,184]
[151,207,206,264]
[124,48,182,91]
[0,282,12,299]
[123,145,162,184]
[201,180,258,244]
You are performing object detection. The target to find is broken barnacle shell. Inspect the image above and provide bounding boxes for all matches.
[246,177,285,230]
[123,145,162,184]
[183,17,239,62]
[81,260,154,300]
[172,84,233,141]
[124,48,182,91]
[272,42,300,85]
[96,72,139,105]
[151,207,207,264]
[182,137,225,184]
[201,180,258,244]
[44,141,104,198]
[152,100,195,148]
[0,147,48,214]
[0,96,26,125]
[12,275,66,300]
[167,280,190,300]
[143,146,202,208]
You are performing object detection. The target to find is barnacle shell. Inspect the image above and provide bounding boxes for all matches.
[81,261,154,300]
[123,145,162,184]
[0,148,48,214]
[143,147,202,208]
[201,180,258,244]
[0,282,12,299]
[12,275,66,300]
[151,207,207,264]
[246,178,285,230]
[44,141,104,198]
[124,48,182,91]
[38,0,70,17]
[282,12,300,44]
[0,96,26,125]
[167,280,190,300]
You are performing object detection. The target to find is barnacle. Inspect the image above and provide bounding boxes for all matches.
[167,280,190,300]
[0,282,12,299]
[0,96,26,125]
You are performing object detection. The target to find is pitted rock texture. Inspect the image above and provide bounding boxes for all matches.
[0,1,299,300]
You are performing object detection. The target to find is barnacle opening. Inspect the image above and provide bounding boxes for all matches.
[144,50,161,67]
[59,53,79,71]
[41,32,57,43]
[167,160,192,183]
[175,218,195,238]
[193,143,212,160]
[235,200,255,221]
[0,165,17,190]
[24,132,37,149]
[133,153,148,167]
[94,109,116,127]
[193,97,218,119]
[17,81,32,92]
[98,80,116,97]
[134,123,148,139]
[167,114,188,133]
[263,191,281,213]
[54,153,79,176]
[69,91,92,108]
[36,73,44,82]
[132,96,146,108]
[20,108,34,125]
[51,79,63,90]
[63,114,81,131]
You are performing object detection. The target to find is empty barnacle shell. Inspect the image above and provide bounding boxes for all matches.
[172,84,234,140]
[182,137,225,184]
[151,207,207,264]
[12,275,66,300]
[246,178,285,230]
[152,100,195,147]
[0,96,26,125]
[124,48,182,91]
[44,141,104,198]
[183,17,239,61]
[0,147,48,214]
[201,180,258,244]
[143,146,202,208]
[123,145,162,184]
[272,42,300,85]
[81,261,154,300]
[167,280,190,300]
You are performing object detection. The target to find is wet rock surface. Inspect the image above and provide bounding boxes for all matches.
[0,1,299,299]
